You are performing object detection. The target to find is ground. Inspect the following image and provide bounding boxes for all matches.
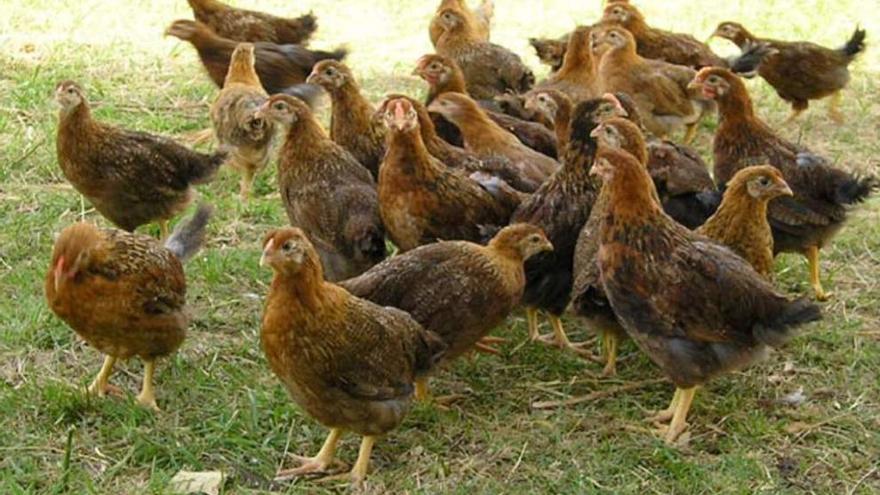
[1,0,878,493]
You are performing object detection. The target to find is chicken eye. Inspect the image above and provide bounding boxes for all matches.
[529,235,541,243]
[67,88,76,94]
[759,176,770,186]
[273,102,285,111]
[324,69,333,76]
[282,241,293,252]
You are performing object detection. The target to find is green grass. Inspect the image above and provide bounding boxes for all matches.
[1,0,879,493]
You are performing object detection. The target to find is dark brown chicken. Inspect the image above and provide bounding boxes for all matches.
[602,2,725,68]
[46,205,212,411]
[340,224,552,398]
[534,26,598,103]
[690,67,877,300]
[433,6,534,99]
[378,97,513,251]
[710,22,866,122]
[186,0,316,45]
[307,60,385,179]
[529,34,569,73]
[255,95,385,281]
[698,166,793,278]
[428,92,559,187]
[165,20,344,98]
[260,227,444,486]
[55,81,224,237]
[429,0,493,45]
[592,146,821,443]
[210,43,274,201]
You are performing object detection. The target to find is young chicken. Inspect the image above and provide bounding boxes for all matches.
[165,20,345,98]
[260,228,445,486]
[601,2,725,68]
[524,89,574,154]
[46,205,212,411]
[529,34,570,73]
[429,0,493,46]
[690,68,878,300]
[255,95,386,281]
[307,60,385,179]
[533,26,599,104]
[378,97,513,251]
[55,81,224,237]
[697,166,793,278]
[340,224,553,398]
[433,6,534,100]
[186,0,316,45]
[414,54,558,158]
[591,146,821,443]
[210,43,274,201]
[510,96,626,355]
[428,92,559,187]
[710,22,867,122]
[595,26,713,143]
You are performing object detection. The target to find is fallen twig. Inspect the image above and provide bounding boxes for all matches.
[531,378,667,410]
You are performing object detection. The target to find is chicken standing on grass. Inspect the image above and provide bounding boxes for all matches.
[45,205,213,411]
[260,228,445,487]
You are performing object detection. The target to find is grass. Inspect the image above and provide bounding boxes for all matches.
[1,0,879,493]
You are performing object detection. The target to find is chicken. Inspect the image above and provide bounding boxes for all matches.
[210,43,274,201]
[55,81,224,237]
[690,68,878,300]
[165,20,344,98]
[428,92,559,187]
[378,97,513,252]
[591,146,821,443]
[595,26,713,143]
[534,26,598,104]
[433,6,534,100]
[260,227,444,486]
[340,224,553,398]
[414,54,558,158]
[570,117,648,376]
[255,95,385,281]
[186,0,316,45]
[529,34,569,73]
[46,205,212,411]
[510,96,626,355]
[524,89,573,153]
[601,2,725,68]
[710,22,867,123]
[307,60,385,179]
[429,0,493,45]
[697,166,793,278]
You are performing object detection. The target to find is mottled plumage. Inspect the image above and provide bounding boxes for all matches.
[187,0,316,45]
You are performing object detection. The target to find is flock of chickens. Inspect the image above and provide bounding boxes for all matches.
[44,0,874,487]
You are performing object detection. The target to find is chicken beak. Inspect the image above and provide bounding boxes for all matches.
[590,125,604,138]
[410,67,422,77]
[687,80,703,92]
[259,239,274,268]
[53,256,65,293]
[778,182,794,197]
[602,93,627,117]
[305,71,318,85]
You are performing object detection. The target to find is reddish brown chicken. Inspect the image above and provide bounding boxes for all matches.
[307,60,385,178]
[255,95,386,281]
[533,26,599,103]
[429,0,493,45]
[55,81,224,237]
[260,228,444,486]
[690,67,877,300]
[524,89,574,153]
[186,0,316,45]
[46,205,212,411]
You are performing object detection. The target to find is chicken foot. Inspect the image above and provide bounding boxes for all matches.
[600,331,620,377]
[652,387,696,444]
[87,355,119,397]
[313,435,376,488]
[275,428,345,480]
[535,314,602,360]
[136,359,160,411]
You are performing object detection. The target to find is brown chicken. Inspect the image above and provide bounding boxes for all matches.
[186,0,316,45]
[533,26,599,103]
[697,166,793,278]
[710,22,866,122]
[429,0,493,45]
[307,60,386,179]
[428,92,559,187]
[595,26,713,143]
[529,34,570,73]
[601,3,725,68]
[255,95,385,281]
[591,146,821,443]
[433,6,534,100]
[340,224,553,398]
[210,43,274,201]
[46,205,212,411]
[524,89,574,153]
[260,227,444,486]
[165,20,344,98]
[378,97,513,251]
[691,67,877,300]
[55,81,224,237]
[414,54,558,158]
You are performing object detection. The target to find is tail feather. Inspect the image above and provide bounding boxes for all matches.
[188,150,227,185]
[835,175,878,205]
[286,12,317,40]
[281,83,323,108]
[314,47,348,63]
[165,203,214,263]
[728,41,776,77]
[840,27,867,59]
[754,298,821,347]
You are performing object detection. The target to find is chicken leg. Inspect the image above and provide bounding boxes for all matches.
[526,307,540,341]
[275,428,344,480]
[827,91,844,124]
[158,220,170,240]
[239,168,255,202]
[537,315,600,360]
[601,331,619,377]
[659,387,696,444]
[784,100,808,124]
[806,246,830,301]
[682,123,698,145]
[87,355,117,397]
[646,387,681,424]
[136,359,160,411]
[415,377,430,401]
[314,435,376,487]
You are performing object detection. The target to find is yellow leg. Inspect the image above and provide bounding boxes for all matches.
[601,332,619,377]
[239,169,255,202]
[549,315,572,348]
[414,377,430,401]
[664,387,697,444]
[784,107,805,124]
[647,388,681,423]
[158,220,170,240]
[828,92,843,123]
[87,355,116,397]
[136,359,160,411]
[276,428,343,479]
[350,436,375,485]
[807,246,830,301]
[683,124,698,145]
[526,307,539,341]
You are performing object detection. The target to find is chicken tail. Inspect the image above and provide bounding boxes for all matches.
[840,27,867,59]
[187,149,228,185]
[285,12,317,41]
[313,47,348,63]
[835,174,878,206]
[165,203,214,263]
[475,0,494,26]
[727,41,776,77]
[348,223,387,265]
[753,298,821,348]
[280,83,323,109]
